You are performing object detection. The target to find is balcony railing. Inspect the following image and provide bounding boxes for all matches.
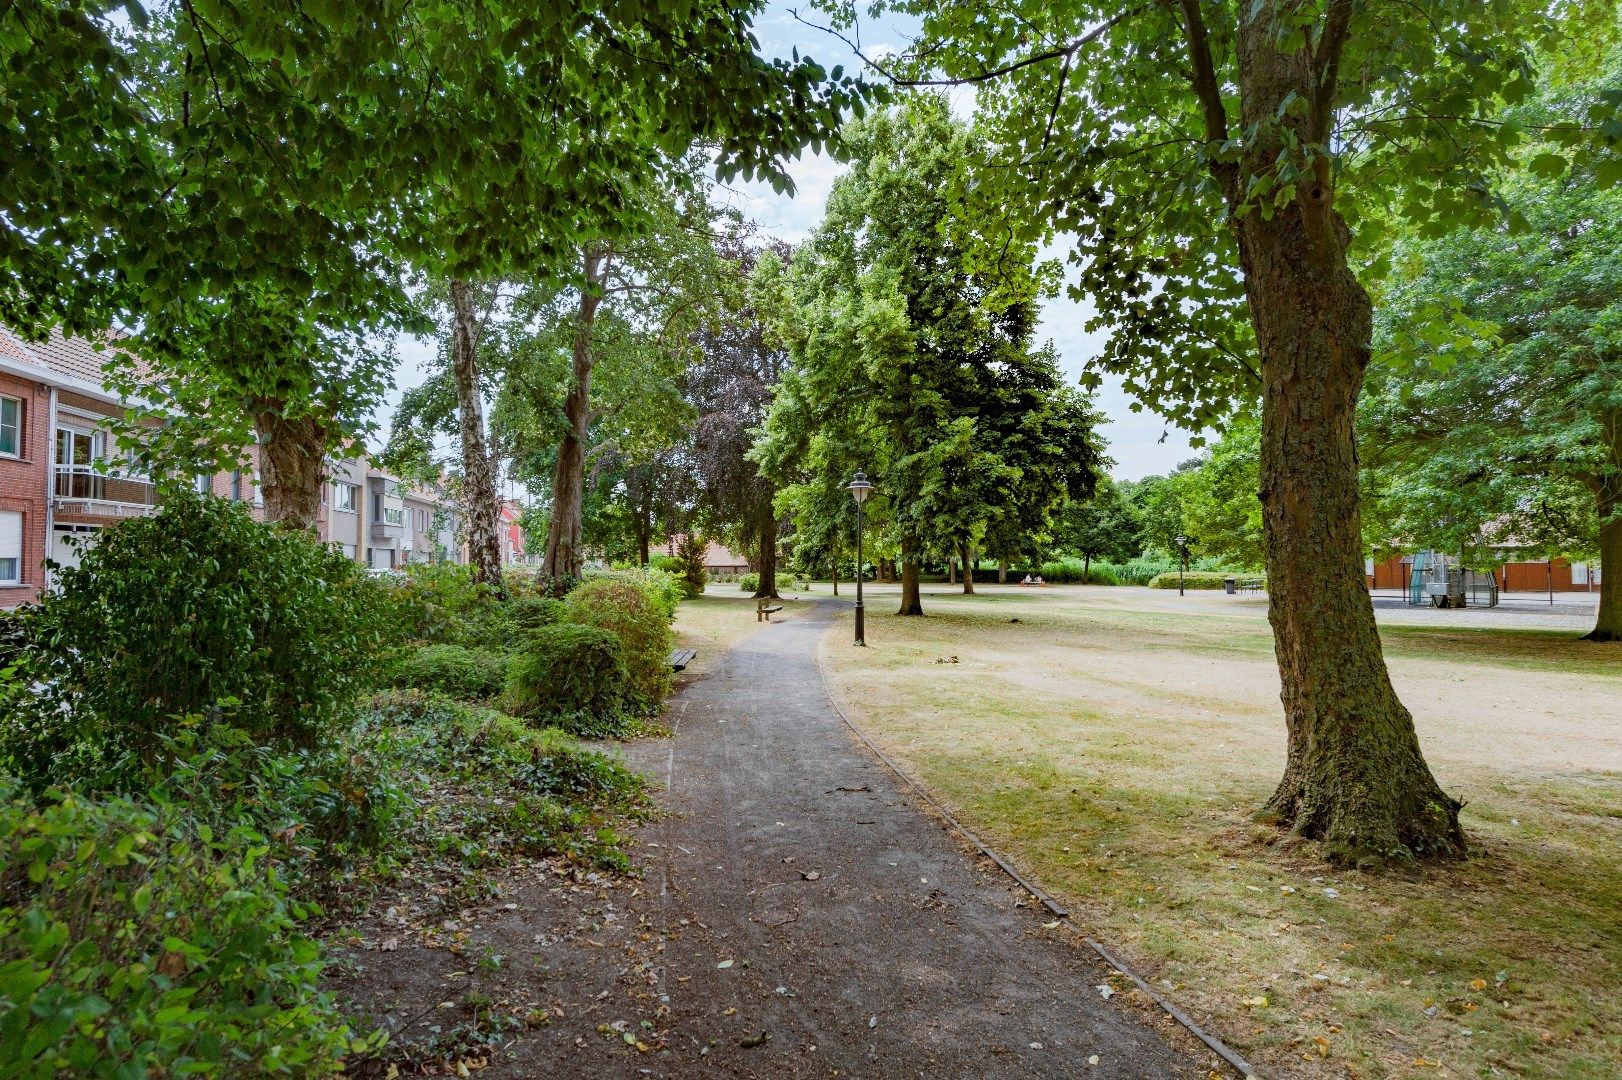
[382,507,405,526]
[53,464,158,515]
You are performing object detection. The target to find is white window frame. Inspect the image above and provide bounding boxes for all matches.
[0,396,20,458]
[0,510,22,585]
[333,482,357,513]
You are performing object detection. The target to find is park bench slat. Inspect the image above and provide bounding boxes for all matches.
[668,648,698,672]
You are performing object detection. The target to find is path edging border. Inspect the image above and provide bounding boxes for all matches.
[811,612,1259,1080]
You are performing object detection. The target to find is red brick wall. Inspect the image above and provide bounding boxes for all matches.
[0,373,52,607]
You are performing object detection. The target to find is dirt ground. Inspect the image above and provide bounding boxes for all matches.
[818,583,1622,1079]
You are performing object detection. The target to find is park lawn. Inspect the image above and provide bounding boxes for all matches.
[820,584,1622,1079]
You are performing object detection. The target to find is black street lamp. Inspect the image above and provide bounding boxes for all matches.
[1175,534,1188,596]
[848,471,873,646]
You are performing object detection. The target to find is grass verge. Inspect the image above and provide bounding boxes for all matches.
[820,585,1621,1079]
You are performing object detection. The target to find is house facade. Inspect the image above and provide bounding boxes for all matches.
[0,326,464,607]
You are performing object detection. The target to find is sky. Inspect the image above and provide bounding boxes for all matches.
[380,2,1201,482]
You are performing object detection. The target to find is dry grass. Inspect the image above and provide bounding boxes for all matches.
[820,584,1622,1079]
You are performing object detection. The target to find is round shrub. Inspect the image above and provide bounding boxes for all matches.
[18,492,387,770]
[387,644,509,700]
[738,572,760,593]
[564,577,674,707]
[649,555,684,575]
[505,624,638,737]
[508,596,565,635]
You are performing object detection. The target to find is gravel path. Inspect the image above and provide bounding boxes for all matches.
[612,598,1193,1078]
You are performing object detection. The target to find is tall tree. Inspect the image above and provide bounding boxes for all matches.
[1364,111,1622,639]
[761,95,1061,616]
[689,242,793,599]
[6,2,866,553]
[1059,477,1141,576]
[866,0,1622,861]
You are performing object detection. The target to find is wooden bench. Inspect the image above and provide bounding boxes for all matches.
[667,648,697,672]
[1237,577,1265,593]
[756,597,785,622]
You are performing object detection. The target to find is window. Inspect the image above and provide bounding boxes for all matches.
[194,473,213,495]
[0,396,20,457]
[0,511,21,584]
[231,470,242,501]
[333,482,357,513]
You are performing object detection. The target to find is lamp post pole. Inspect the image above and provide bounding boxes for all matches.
[849,471,873,646]
[1175,534,1188,596]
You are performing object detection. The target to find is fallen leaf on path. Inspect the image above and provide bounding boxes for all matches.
[802,871,821,881]
[1241,996,1268,1009]
[868,1015,878,1028]
[740,1031,769,1048]
[1095,985,1114,1000]
[716,959,733,969]
[1087,1055,1099,1066]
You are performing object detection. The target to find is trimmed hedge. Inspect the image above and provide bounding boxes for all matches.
[505,624,638,738]
[1147,570,1264,590]
[387,644,508,700]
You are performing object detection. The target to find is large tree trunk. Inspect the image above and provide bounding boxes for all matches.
[898,533,923,615]
[831,544,839,596]
[252,399,325,530]
[998,559,1007,585]
[1584,465,1620,641]
[960,540,975,594]
[754,496,779,598]
[1222,13,1462,865]
[948,557,956,585]
[542,246,609,592]
[448,279,505,593]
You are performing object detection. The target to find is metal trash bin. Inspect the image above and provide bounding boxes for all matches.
[1223,576,1237,594]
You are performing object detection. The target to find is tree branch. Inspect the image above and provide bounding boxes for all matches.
[1174,0,1230,148]
[1310,0,1353,146]
[790,7,1144,87]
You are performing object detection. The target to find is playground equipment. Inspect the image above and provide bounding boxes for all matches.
[1408,551,1499,608]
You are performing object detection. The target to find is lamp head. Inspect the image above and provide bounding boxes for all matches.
[848,471,873,505]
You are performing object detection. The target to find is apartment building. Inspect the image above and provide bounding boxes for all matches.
[0,326,463,607]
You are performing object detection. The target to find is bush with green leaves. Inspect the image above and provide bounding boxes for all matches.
[649,554,684,575]
[564,576,674,708]
[6,492,388,777]
[387,644,509,700]
[738,572,760,593]
[672,534,709,598]
[363,690,648,867]
[504,624,639,737]
[0,779,357,1075]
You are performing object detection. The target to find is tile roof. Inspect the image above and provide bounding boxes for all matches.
[0,324,144,389]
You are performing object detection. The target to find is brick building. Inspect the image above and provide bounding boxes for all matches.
[0,326,465,607]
